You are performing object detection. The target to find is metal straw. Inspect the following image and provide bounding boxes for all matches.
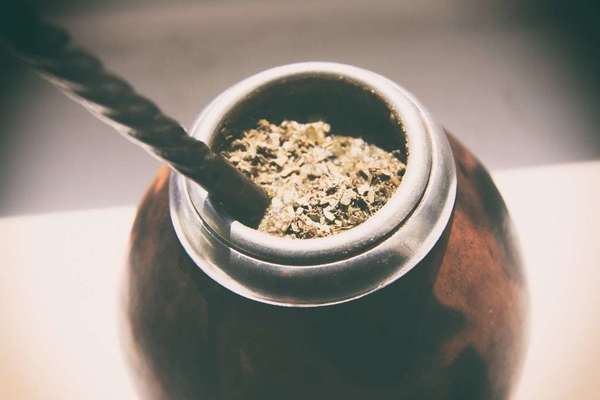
[0,5,269,226]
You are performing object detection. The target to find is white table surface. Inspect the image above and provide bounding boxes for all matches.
[1,161,599,399]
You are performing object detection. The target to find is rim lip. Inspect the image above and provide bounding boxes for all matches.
[186,62,432,264]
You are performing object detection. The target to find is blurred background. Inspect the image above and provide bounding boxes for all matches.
[1,0,599,216]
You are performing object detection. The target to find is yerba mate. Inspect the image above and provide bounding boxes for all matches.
[221,119,406,238]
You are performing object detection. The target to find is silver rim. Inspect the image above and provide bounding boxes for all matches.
[170,62,456,306]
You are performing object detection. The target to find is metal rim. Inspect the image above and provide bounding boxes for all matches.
[169,62,457,306]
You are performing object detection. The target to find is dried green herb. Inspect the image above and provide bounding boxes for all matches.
[221,120,406,238]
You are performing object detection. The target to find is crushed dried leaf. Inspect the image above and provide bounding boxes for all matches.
[221,120,406,238]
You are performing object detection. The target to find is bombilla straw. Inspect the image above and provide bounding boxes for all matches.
[0,4,269,226]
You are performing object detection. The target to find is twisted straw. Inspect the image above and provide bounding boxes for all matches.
[0,6,269,226]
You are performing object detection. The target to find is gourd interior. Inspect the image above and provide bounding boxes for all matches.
[213,75,407,163]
